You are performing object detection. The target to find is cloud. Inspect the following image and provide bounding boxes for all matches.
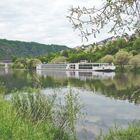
[0,0,109,47]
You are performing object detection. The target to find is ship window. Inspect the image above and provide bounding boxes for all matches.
[70,64,75,69]
[92,64,99,66]
[79,64,92,69]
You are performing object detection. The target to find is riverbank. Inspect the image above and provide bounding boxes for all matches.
[97,121,140,140]
[0,96,68,140]
[0,91,140,140]
[0,87,81,140]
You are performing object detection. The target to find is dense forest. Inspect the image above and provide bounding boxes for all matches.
[37,34,140,66]
[0,39,69,60]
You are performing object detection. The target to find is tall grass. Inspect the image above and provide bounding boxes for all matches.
[12,93,56,122]
[1,85,139,140]
[0,82,7,95]
[0,97,69,140]
[0,88,81,140]
[96,121,140,140]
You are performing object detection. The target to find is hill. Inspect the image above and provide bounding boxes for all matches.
[0,39,69,60]
[38,34,140,65]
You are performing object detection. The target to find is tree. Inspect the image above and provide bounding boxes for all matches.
[11,56,17,62]
[12,61,25,69]
[12,58,27,69]
[133,37,140,52]
[130,50,138,56]
[101,55,114,63]
[50,56,67,64]
[60,50,69,57]
[67,0,140,40]
[129,55,140,70]
[115,51,131,68]
[28,59,42,69]
[12,58,42,69]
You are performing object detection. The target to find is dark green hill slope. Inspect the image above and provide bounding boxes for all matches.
[0,39,69,60]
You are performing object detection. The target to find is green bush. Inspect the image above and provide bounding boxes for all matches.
[101,55,114,63]
[115,51,131,69]
[50,56,67,64]
[129,55,140,70]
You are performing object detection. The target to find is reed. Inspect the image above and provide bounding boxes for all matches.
[96,121,140,140]
[0,87,81,140]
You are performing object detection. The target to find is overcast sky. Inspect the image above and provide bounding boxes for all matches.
[0,0,112,48]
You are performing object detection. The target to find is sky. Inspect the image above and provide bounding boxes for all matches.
[0,0,112,48]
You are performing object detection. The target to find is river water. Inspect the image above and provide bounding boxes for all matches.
[0,69,140,140]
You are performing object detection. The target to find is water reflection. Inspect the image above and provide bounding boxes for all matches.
[37,70,115,80]
[0,69,140,105]
[43,87,140,140]
[0,69,140,140]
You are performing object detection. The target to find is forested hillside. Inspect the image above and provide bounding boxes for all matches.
[38,34,140,66]
[11,34,140,70]
[0,39,69,60]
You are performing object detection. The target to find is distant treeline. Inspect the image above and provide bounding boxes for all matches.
[0,39,69,60]
[36,34,140,68]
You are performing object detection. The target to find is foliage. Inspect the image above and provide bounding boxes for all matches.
[0,95,69,140]
[129,55,140,69]
[0,83,7,95]
[4,36,140,70]
[96,121,140,140]
[0,87,81,140]
[53,89,81,139]
[0,39,69,60]
[38,36,140,64]
[131,50,138,56]
[67,0,140,39]
[115,51,131,67]
[50,56,67,64]
[101,55,114,63]
[12,88,81,136]
[12,93,56,122]
[28,59,42,69]
[12,58,42,69]
[133,37,140,52]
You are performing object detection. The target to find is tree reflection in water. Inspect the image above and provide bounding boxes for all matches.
[0,69,140,105]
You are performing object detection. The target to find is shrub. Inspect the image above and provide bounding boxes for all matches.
[0,89,81,140]
[50,56,67,64]
[101,55,114,63]
[0,96,69,140]
[11,89,81,139]
[115,51,131,69]
[28,58,42,69]
[0,83,7,95]
[129,55,140,70]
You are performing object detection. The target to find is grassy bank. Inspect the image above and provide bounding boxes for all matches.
[0,97,67,140]
[97,122,140,140]
[0,85,139,140]
[0,97,69,140]
[0,89,81,140]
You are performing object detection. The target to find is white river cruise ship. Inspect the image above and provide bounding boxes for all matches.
[36,61,116,72]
